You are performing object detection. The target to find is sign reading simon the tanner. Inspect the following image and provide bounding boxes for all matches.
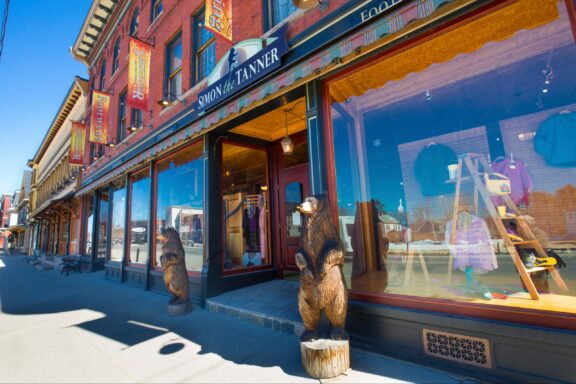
[195,24,288,113]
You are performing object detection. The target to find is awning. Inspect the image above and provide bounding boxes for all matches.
[30,184,76,218]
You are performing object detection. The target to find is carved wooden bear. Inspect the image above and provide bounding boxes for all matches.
[295,195,348,342]
[157,228,189,304]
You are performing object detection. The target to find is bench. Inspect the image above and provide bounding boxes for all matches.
[60,255,85,276]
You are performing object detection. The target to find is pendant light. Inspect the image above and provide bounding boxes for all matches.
[281,109,293,155]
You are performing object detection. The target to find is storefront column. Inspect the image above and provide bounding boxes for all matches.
[306,80,328,195]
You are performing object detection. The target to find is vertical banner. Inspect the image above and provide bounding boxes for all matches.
[69,121,86,166]
[90,90,110,144]
[127,37,152,110]
[205,0,232,41]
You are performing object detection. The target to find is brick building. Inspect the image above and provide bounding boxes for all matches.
[62,0,576,381]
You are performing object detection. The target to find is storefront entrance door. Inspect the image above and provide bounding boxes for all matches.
[278,163,309,271]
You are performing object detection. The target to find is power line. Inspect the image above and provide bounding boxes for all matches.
[0,0,10,63]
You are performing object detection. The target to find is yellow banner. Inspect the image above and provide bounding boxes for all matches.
[90,91,110,144]
[69,122,86,166]
[127,37,152,110]
[205,0,232,41]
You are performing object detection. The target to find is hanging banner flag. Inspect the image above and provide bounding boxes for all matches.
[127,37,152,110]
[205,0,232,42]
[90,90,110,144]
[69,121,86,166]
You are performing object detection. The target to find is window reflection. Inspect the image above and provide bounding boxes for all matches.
[110,181,127,262]
[97,188,109,260]
[155,144,204,271]
[84,193,94,256]
[128,169,150,265]
[328,2,576,312]
[222,143,271,270]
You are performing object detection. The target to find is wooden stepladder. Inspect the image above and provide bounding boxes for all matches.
[449,153,569,300]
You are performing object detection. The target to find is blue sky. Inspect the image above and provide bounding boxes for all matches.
[0,1,91,195]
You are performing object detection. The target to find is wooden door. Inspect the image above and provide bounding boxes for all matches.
[278,163,310,270]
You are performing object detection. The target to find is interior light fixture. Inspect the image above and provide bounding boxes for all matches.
[281,109,294,155]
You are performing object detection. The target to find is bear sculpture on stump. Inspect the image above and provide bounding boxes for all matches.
[157,227,191,315]
[295,195,348,342]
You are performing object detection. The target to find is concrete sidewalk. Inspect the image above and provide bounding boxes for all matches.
[0,253,481,383]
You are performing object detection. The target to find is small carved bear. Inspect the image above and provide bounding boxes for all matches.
[295,195,348,342]
[157,227,189,304]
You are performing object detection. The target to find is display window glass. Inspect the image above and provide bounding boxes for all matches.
[154,143,204,271]
[326,1,576,314]
[97,188,109,261]
[84,193,94,256]
[128,169,151,265]
[110,180,127,262]
[222,142,271,271]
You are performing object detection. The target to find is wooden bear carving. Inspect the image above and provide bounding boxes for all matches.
[295,195,348,342]
[157,227,189,304]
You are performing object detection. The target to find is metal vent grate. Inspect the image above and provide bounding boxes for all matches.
[423,329,492,369]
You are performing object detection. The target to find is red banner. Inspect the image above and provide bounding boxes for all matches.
[127,37,152,110]
[90,91,110,144]
[69,121,86,166]
[205,0,232,42]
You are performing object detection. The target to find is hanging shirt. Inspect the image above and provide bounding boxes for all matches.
[534,113,576,166]
[414,143,458,197]
[491,157,533,205]
[445,214,498,274]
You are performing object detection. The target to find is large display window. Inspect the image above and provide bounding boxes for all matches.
[110,180,127,262]
[326,1,576,315]
[221,142,271,272]
[154,143,204,271]
[83,193,94,256]
[128,168,151,265]
[96,187,109,260]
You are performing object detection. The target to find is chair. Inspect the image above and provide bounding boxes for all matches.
[60,255,83,276]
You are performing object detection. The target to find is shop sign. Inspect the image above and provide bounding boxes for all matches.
[205,0,232,41]
[69,121,86,166]
[195,24,288,113]
[89,90,110,144]
[127,37,152,110]
[359,0,404,24]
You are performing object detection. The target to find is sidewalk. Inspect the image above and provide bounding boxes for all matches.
[0,253,482,383]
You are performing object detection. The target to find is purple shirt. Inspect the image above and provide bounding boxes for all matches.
[491,157,533,205]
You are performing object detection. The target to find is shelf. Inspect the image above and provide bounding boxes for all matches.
[511,240,538,245]
[525,266,550,273]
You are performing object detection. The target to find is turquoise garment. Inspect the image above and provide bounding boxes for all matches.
[414,143,457,196]
[534,112,576,166]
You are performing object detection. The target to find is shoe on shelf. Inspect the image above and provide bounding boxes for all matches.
[534,257,557,268]
[523,253,536,269]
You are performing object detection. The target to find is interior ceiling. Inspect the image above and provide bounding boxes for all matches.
[231,97,307,141]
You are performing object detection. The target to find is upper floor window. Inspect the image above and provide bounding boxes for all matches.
[267,0,298,29]
[193,9,216,83]
[131,108,143,130]
[117,91,127,142]
[130,7,140,36]
[89,75,96,105]
[166,33,182,99]
[99,59,106,90]
[112,38,121,73]
[151,0,163,23]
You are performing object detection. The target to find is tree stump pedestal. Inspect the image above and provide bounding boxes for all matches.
[167,300,192,317]
[300,339,350,379]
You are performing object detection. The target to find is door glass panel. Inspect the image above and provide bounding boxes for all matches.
[222,142,270,271]
[128,169,150,265]
[97,188,109,261]
[285,182,303,238]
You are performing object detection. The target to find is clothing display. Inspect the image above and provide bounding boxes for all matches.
[414,142,458,196]
[534,112,576,166]
[445,212,498,274]
[242,205,261,253]
[491,156,533,206]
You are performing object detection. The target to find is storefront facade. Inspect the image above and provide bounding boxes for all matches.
[72,0,576,381]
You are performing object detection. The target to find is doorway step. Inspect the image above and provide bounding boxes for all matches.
[206,279,305,337]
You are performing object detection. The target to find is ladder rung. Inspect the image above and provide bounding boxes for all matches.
[525,266,551,273]
[511,240,538,245]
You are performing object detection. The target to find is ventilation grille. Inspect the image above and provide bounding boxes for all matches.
[423,329,492,369]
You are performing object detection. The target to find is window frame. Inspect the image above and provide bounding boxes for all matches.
[165,32,183,99]
[151,0,163,23]
[126,165,152,267]
[192,9,216,84]
[112,37,121,74]
[117,90,127,142]
[130,6,140,37]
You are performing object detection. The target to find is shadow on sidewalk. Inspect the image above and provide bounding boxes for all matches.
[0,254,308,379]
